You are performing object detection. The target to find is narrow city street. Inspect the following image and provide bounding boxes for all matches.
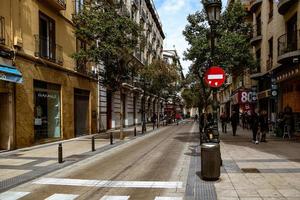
[0,121,197,200]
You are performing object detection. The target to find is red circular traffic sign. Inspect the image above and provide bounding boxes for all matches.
[204,66,226,88]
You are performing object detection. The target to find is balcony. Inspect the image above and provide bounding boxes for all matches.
[41,0,66,11]
[0,16,4,45]
[118,1,131,18]
[132,0,139,9]
[250,23,262,45]
[34,35,63,65]
[278,0,296,15]
[140,9,147,21]
[278,30,300,64]
[249,0,262,13]
[266,57,273,71]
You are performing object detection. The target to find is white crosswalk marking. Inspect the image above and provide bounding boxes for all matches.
[33,178,182,189]
[45,193,79,200]
[0,191,30,200]
[154,197,183,200]
[99,196,130,200]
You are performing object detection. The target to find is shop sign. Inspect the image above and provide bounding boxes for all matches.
[37,92,58,99]
[239,91,255,103]
[251,86,258,102]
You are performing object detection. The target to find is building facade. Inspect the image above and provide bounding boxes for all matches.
[0,0,98,150]
[99,0,166,131]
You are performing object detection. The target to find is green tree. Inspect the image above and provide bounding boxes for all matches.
[183,0,255,111]
[72,0,143,91]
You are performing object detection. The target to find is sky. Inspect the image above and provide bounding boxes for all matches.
[154,0,227,75]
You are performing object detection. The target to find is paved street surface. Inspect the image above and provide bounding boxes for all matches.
[0,120,300,199]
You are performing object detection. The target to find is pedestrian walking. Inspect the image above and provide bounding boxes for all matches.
[194,114,198,122]
[175,113,181,125]
[151,112,157,130]
[220,112,228,133]
[199,113,205,133]
[230,111,239,136]
[250,111,259,144]
[258,110,268,142]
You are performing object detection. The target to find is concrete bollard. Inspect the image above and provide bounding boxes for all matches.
[58,143,63,163]
[91,136,95,152]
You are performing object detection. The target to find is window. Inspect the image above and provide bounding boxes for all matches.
[34,80,61,141]
[39,12,55,60]
[76,38,87,72]
[75,0,85,14]
[269,0,273,21]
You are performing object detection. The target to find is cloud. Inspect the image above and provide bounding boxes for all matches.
[155,0,228,75]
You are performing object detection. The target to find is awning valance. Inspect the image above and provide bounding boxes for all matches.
[0,64,23,83]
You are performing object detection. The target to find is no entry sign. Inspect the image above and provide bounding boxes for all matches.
[204,66,226,88]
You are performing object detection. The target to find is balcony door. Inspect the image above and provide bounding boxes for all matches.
[287,14,297,51]
[39,12,55,60]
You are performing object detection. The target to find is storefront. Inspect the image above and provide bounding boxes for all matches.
[34,80,61,141]
[0,62,23,150]
[74,88,90,136]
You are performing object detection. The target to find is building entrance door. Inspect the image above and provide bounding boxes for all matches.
[0,93,9,150]
[74,89,89,137]
[106,91,112,129]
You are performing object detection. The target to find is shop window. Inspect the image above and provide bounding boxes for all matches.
[34,80,61,141]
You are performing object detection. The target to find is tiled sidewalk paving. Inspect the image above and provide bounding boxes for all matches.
[0,124,163,192]
[215,126,300,200]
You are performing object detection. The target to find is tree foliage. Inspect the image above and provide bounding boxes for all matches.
[182,0,256,110]
[139,59,181,99]
[72,0,143,91]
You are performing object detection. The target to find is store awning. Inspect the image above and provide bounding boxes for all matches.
[0,64,23,83]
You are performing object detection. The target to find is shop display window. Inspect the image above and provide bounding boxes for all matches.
[34,80,61,140]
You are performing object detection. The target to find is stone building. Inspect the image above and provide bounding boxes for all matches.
[0,0,98,150]
[249,0,300,129]
[99,0,165,131]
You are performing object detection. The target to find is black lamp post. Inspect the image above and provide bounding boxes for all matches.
[202,0,222,142]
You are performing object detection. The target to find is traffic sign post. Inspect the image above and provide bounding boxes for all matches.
[204,66,226,88]
[204,66,226,143]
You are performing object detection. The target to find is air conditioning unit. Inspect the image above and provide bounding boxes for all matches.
[13,36,23,48]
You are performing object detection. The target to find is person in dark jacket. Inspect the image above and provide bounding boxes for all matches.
[250,111,259,144]
[230,111,239,136]
[220,112,228,133]
[199,113,205,133]
[258,110,268,142]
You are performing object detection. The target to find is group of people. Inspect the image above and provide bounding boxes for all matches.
[195,110,269,144]
[219,110,268,143]
[151,112,182,127]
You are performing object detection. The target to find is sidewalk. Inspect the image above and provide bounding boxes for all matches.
[218,125,300,199]
[0,123,165,192]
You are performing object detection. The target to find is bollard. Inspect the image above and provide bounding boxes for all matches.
[153,123,155,130]
[134,127,137,136]
[91,136,95,152]
[110,132,113,145]
[58,143,63,163]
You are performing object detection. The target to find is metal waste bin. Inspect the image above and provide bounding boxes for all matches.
[201,143,221,180]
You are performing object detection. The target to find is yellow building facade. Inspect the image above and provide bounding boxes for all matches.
[0,0,97,150]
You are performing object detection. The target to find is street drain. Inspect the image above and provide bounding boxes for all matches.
[241,168,260,173]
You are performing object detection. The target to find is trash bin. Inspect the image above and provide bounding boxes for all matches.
[201,143,221,180]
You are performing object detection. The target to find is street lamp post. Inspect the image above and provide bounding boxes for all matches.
[202,0,222,143]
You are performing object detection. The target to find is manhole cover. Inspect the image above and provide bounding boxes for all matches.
[241,168,260,173]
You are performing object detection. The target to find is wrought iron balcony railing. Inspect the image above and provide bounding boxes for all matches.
[251,23,262,38]
[34,35,63,65]
[0,16,5,45]
[278,30,300,57]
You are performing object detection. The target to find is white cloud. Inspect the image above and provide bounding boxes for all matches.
[155,0,228,75]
